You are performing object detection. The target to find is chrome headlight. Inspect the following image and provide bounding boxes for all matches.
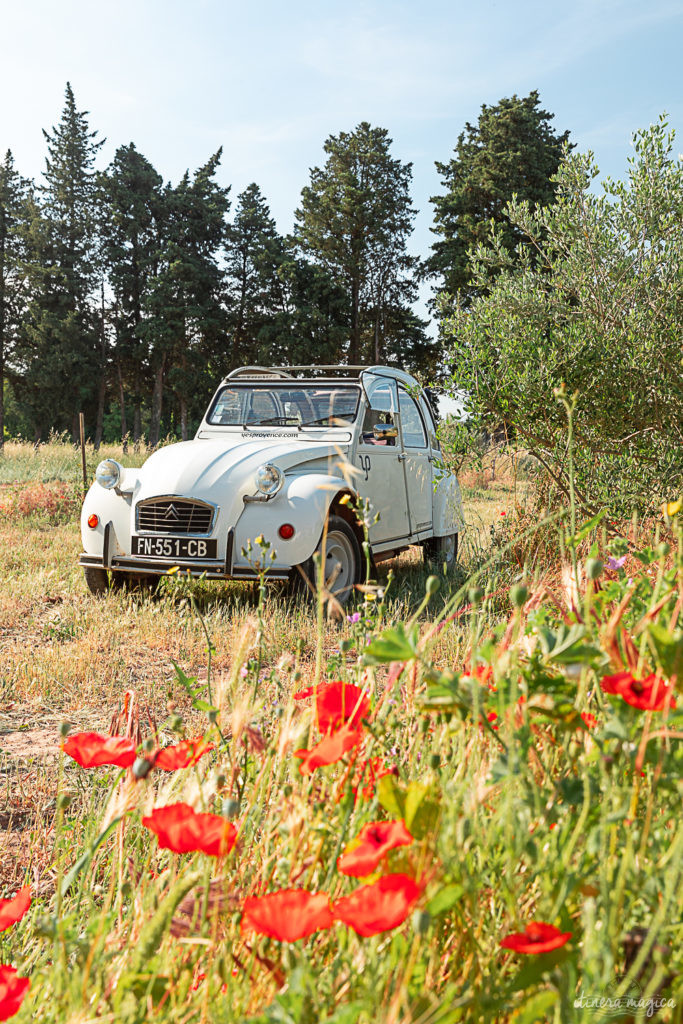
[95,459,122,490]
[254,463,284,496]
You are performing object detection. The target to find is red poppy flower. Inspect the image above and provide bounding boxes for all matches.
[600,672,675,711]
[580,712,597,729]
[153,738,216,771]
[0,888,31,933]
[338,819,413,877]
[240,889,333,942]
[62,732,136,769]
[499,921,572,954]
[294,723,363,775]
[0,965,30,1021]
[350,757,396,801]
[142,803,237,857]
[333,874,421,936]
[293,681,370,733]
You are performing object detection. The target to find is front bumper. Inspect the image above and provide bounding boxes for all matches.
[78,527,291,581]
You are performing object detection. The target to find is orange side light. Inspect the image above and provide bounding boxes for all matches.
[87,513,99,529]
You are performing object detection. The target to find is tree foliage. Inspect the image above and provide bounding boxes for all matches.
[444,118,683,514]
[295,122,431,366]
[429,91,571,306]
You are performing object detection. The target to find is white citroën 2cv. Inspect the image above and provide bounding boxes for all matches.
[80,365,464,604]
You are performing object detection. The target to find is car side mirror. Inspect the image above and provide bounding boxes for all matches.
[373,423,398,440]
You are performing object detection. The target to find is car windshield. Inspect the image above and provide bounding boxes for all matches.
[207,384,361,428]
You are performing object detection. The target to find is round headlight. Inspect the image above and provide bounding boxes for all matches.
[95,459,122,490]
[254,463,284,497]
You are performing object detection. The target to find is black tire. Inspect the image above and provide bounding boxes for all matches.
[83,566,109,595]
[111,572,160,596]
[425,533,458,573]
[294,515,362,606]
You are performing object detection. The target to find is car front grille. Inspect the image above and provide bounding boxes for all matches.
[136,498,215,535]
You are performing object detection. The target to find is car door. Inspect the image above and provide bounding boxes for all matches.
[397,386,433,535]
[356,378,410,545]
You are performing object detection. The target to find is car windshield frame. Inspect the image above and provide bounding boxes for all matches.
[205,382,362,430]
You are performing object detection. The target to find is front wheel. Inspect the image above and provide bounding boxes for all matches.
[425,533,458,573]
[83,566,109,595]
[295,515,362,606]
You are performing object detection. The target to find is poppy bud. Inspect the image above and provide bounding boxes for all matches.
[426,575,440,596]
[170,714,184,732]
[413,909,431,934]
[340,638,353,653]
[222,798,240,818]
[133,756,153,780]
[34,915,56,938]
[656,542,670,558]
[585,558,603,580]
[215,772,227,789]
[57,792,72,810]
[283,784,293,798]
[509,584,528,608]
[143,737,155,753]
[429,753,440,769]
[468,586,483,606]
[59,721,71,738]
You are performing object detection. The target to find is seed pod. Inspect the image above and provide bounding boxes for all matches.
[509,583,529,608]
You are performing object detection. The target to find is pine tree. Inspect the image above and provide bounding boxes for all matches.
[98,144,164,441]
[224,183,283,366]
[428,91,571,305]
[17,83,105,438]
[142,151,230,443]
[0,151,31,449]
[295,122,428,368]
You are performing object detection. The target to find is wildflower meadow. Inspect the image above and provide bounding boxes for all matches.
[0,439,681,1024]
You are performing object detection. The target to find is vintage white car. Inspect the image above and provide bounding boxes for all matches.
[79,365,464,602]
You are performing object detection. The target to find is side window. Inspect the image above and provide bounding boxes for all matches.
[419,395,439,450]
[361,381,397,446]
[398,389,427,449]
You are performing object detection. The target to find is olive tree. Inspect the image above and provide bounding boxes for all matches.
[443,117,683,515]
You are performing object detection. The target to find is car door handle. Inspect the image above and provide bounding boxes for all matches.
[397,453,407,462]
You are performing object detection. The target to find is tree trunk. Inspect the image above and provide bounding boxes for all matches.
[117,363,128,451]
[180,395,188,442]
[133,401,142,445]
[149,356,166,447]
[349,277,360,364]
[94,375,106,450]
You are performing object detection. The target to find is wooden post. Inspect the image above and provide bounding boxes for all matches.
[79,412,87,496]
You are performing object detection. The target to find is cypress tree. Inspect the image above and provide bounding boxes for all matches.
[18,83,104,438]
[0,150,31,449]
[98,143,164,441]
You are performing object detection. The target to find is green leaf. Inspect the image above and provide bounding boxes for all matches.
[565,509,607,547]
[647,623,683,682]
[537,624,602,666]
[60,816,122,897]
[363,623,418,665]
[511,989,559,1022]
[377,774,406,818]
[194,699,218,714]
[427,884,464,917]
[404,783,441,839]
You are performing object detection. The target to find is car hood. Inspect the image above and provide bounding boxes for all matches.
[133,437,349,504]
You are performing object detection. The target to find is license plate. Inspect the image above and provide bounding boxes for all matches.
[131,536,218,559]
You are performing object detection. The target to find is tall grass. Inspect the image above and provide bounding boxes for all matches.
[0,442,681,1023]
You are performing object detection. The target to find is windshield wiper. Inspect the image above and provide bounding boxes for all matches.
[243,417,298,427]
[299,416,351,427]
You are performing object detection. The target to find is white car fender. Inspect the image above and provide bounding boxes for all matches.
[80,478,139,560]
[432,473,465,537]
[232,472,352,571]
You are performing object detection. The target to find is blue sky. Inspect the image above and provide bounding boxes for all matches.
[1,0,681,270]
